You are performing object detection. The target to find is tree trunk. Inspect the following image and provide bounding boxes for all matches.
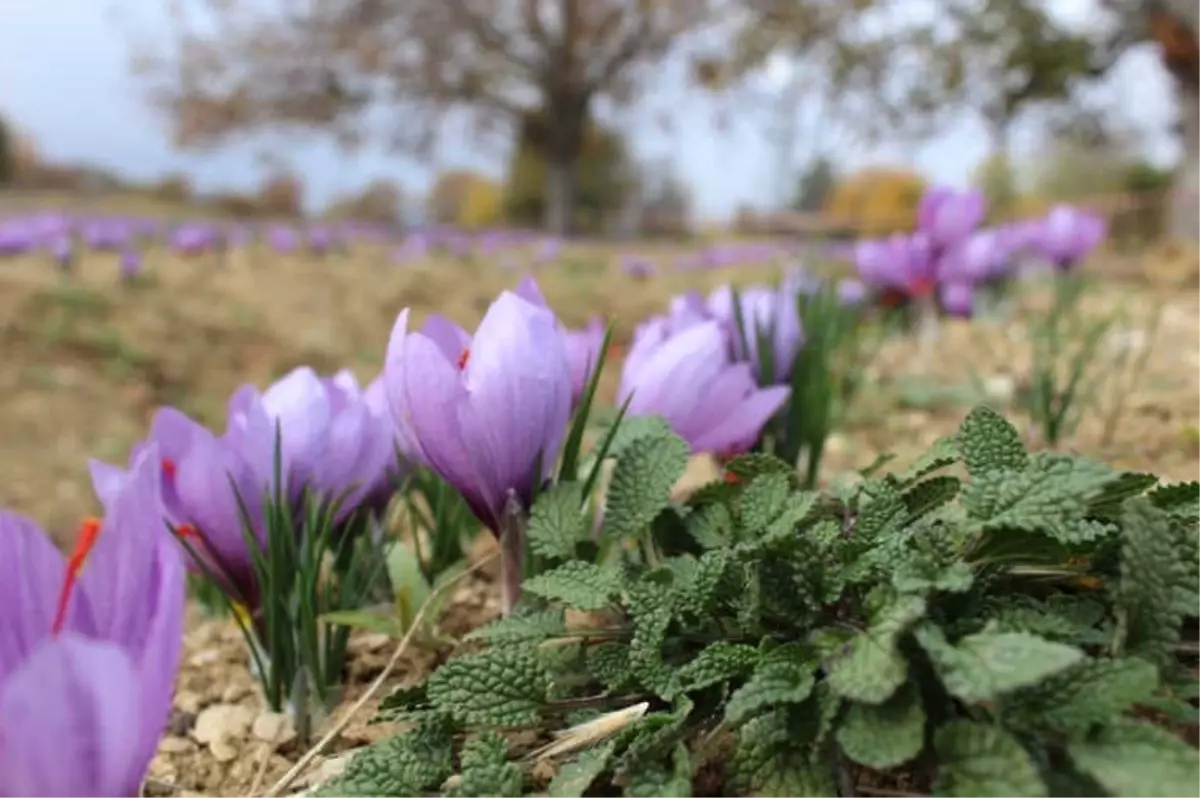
[539,90,589,237]
[1168,88,1199,243]
[543,157,575,237]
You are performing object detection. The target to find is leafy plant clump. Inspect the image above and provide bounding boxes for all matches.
[318,405,1199,797]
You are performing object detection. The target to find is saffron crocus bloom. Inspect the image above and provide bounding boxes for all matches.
[854,233,938,299]
[562,318,606,405]
[383,281,572,533]
[618,320,790,457]
[940,282,974,318]
[0,445,185,796]
[918,187,986,250]
[707,283,803,384]
[1034,205,1107,268]
[940,229,1007,284]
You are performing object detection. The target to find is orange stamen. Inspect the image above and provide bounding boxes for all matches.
[51,517,103,636]
[456,347,470,370]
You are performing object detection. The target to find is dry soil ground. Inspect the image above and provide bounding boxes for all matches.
[1,239,1197,796]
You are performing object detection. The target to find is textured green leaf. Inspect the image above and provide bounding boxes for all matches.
[675,642,760,694]
[626,578,677,696]
[963,455,1120,543]
[373,683,433,724]
[739,472,791,532]
[448,731,523,797]
[895,435,959,484]
[1067,720,1200,798]
[602,431,690,540]
[527,482,587,560]
[902,475,962,518]
[724,653,816,727]
[957,404,1028,475]
[1115,497,1195,669]
[684,501,734,548]
[724,452,793,481]
[853,482,908,542]
[836,683,926,769]
[760,491,819,544]
[675,548,735,616]
[892,560,974,595]
[1002,657,1159,735]
[826,595,926,704]
[615,697,694,776]
[426,647,550,727]
[728,709,837,797]
[587,643,636,692]
[313,713,455,797]
[523,561,621,611]
[464,608,566,644]
[548,742,615,798]
[933,721,1047,797]
[604,414,676,455]
[622,743,691,797]
[917,626,1083,703]
[1147,480,1200,521]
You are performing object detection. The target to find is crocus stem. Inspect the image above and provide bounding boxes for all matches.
[498,495,528,615]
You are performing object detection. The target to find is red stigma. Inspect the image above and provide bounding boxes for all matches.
[175,523,198,539]
[161,457,177,481]
[51,517,103,636]
[723,471,742,485]
[456,347,470,371]
[911,277,935,298]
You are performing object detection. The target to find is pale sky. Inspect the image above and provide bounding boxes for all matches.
[0,0,1182,221]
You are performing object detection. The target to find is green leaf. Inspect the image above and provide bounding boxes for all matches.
[895,436,959,484]
[523,561,621,611]
[684,502,734,549]
[373,683,433,724]
[527,482,587,560]
[729,709,837,797]
[623,743,692,797]
[725,452,794,481]
[449,731,523,797]
[313,713,456,797]
[587,643,636,692]
[602,431,690,540]
[724,651,816,727]
[836,683,926,769]
[933,721,1047,797]
[963,455,1121,543]
[739,472,791,532]
[675,642,760,694]
[1067,720,1200,798]
[826,595,926,704]
[1115,497,1195,669]
[385,541,431,631]
[892,560,974,595]
[548,742,615,798]
[957,404,1028,475]
[426,647,550,727]
[917,626,1083,704]
[320,607,401,637]
[902,475,961,519]
[626,578,677,696]
[1147,480,1199,521]
[464,609,566,644]
[1002,657,1159,735]
[603,414,676,458]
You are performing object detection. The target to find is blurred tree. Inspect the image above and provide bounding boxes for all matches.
[153,172,194,204]
[791,156,835,213]
[637,159,692,237]
[428,170,484,225]
[259,172,305,217]
[133,0,727,236]
[824,167,927,236]
[504,110,633,233]
[459,175,505,228]
[0,116,13,185]
[325,179,406,223]
[972,151,1019,219]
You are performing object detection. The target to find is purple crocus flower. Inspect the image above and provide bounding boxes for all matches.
[383,281,572,533]
[618,320,790,457]
[939,229,1007,284]
[48,236,73,272]
[561,318,606,405]
[1033,205,1107,269]
[619,254,655,280]
[119,250,143,282]
[383,279,572,611]
[855,233,938,300]
[0,445,185,796]
[707,283,804,384]
[918,187,986,250]
[940,282,974,318]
